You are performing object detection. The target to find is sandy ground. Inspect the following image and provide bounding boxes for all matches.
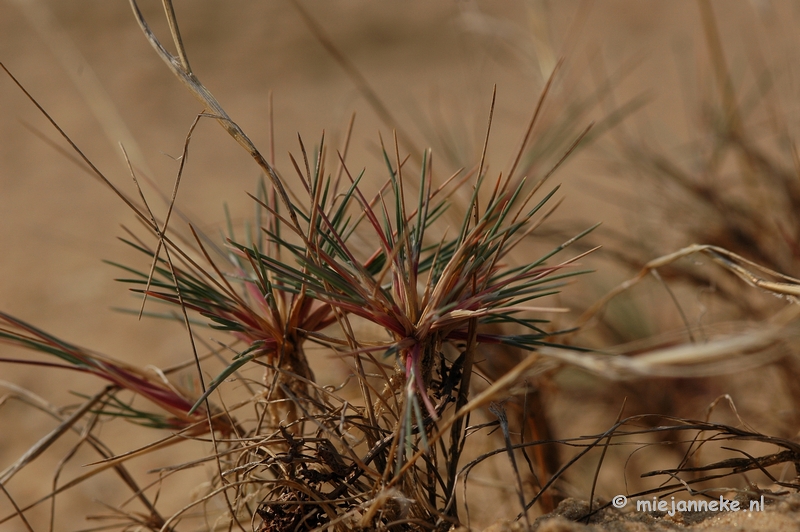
[2,1,800,530]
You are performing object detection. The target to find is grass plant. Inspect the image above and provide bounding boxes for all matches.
[3,2,800,532]
[0,2,596,529]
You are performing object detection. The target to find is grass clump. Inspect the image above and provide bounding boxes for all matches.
[0,2,596,530]
[5,2,800,532]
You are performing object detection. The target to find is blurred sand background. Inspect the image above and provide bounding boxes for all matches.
[2,1,800,529]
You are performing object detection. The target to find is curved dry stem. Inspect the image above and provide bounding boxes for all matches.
[128,0,303,237]
[579,243,800,330]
